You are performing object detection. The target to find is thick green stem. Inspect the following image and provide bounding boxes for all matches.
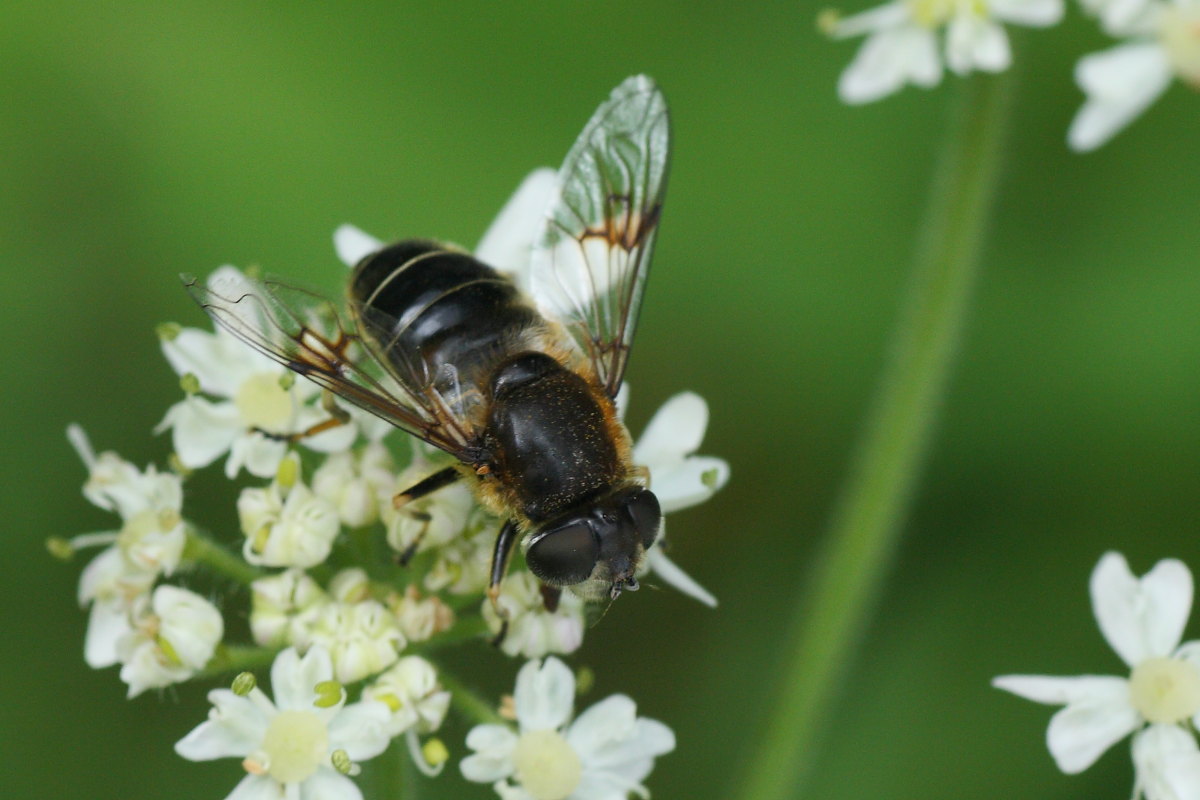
[195,644,279,681]
[738,73,1012,800]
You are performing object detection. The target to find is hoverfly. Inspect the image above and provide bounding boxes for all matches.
[186,75,670,607]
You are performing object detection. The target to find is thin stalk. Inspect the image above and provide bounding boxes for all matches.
[183,527,263,585]
[738,73,1013,800]
[436,667,508,727]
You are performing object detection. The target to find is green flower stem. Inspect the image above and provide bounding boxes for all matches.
[183,527,263,585]
[436,666,508,727]
[739,73,1013,800]
[195,644,279,681]
[410,615,490,653]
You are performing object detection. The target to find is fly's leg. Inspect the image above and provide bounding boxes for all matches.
[391,465,462,565]
[488,519,521,647]
[255,389,351,441]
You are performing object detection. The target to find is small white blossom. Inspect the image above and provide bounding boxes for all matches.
[823,0,1063,103]
[364,655,452,737]
[390,585,456,642]
[461,657,675,800]
[250,569,330,648]
[1067,0,1200,151]
[67,425,187,667]
[157,266,358,479]
[306,599,407,684]
[420,506,495,596]
[484,572,586,659]
[117,585,224,698]
[994,552,1200,796]
[238,463,341,569]
[312,443,396,529]
[176,647,392,800]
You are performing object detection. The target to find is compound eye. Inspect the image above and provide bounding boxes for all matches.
[625,488,662,549]
[526,522,599,586]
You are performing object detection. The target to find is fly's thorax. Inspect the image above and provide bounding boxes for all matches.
[484,353,627,523]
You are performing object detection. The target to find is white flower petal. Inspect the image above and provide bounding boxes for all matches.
[1091,552,1192,666]
[989,0,1065,26]
[224,774,280,800]
[158,397,241,469]
[992,673,1128,705]
[1047,693,1141,773]
[327,700,393,760]
[514,657,576,732]
[838,26,942,104]
[83,598,131,668]
[1134,725,1200,800]
[644,546,717,608]
[227,432,289,480]
[334,224,383,268]
[946,16,1011,75]
[1067,43,1173,152]
[161,328,251,397]
[568,695,673,771]
[299,767,363,800]
[475,168,557,287]
[174,689,270,761]
[271,646,335,711]
[828,1,910,38]
[461,725,519,782]
[632,392,708,465]
[652,455,730,514]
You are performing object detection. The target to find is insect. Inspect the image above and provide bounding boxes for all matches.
[186,75,670,607]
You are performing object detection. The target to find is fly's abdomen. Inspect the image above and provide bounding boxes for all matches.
[349,240,543,405]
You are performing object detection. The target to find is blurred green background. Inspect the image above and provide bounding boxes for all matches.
[4,1,1199,799]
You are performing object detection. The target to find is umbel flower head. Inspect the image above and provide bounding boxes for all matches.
[994,551,1200,798]
[821,0,1064,103]
[460,657,675,800]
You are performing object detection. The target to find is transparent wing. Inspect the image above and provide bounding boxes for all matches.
[183,269,480,460]
[530,75,670,398]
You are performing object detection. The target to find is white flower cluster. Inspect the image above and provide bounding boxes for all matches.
[995,552,1200,799]
[822,0,1200,149]
[59,171,729,799]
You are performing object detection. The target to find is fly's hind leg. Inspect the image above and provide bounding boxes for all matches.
[488,519,521,647]
[391,465,462,565]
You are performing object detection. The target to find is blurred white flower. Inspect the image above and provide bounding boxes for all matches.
[822,0,1063,103]
[117,585,223,698]
[238,459,341,569]
[175,647,392,800]
[1068,0,1200,151]
[364,655,452,737]
[461,657,675,800]
[630,391,727,608]
[994,552,1200,795]
[250,568,330,648]
[67,425,186,668]
[306,598,407,684]
[157,266,358,479]
[312,442,396,529]
[390,584,456,642]
[484,571,586,660]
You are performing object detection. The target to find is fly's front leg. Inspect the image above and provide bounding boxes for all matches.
[488,519,521,647]
[391,465,462,565]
